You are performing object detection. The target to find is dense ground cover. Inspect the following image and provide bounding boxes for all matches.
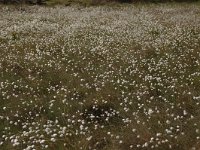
[0,3,200,150]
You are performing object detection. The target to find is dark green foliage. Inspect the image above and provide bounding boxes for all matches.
[0,0,45,4]
[0,0,199,5]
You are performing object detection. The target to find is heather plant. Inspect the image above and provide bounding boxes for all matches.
[0,3,200,150]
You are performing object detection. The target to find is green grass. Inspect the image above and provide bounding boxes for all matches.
[0,3,200,150]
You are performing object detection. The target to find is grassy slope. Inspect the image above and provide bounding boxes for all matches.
[0,3,200,150]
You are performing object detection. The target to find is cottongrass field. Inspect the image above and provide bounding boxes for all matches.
[0,3,200,150]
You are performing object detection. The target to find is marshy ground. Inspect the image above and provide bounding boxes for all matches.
[0,3,200,150]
